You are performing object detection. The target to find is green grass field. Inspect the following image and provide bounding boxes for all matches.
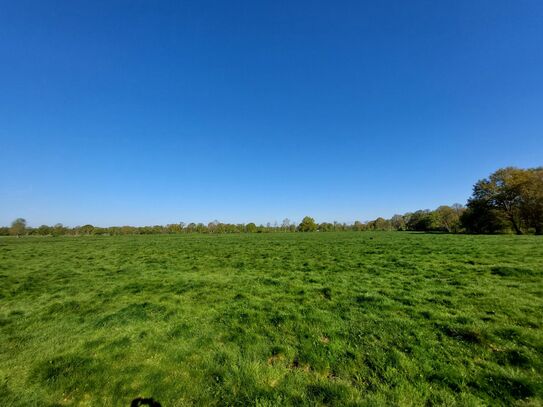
[1,232,542,406]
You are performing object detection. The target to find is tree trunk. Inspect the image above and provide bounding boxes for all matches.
[510,217,523,235]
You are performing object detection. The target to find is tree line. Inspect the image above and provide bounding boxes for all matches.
[2,167,542,237]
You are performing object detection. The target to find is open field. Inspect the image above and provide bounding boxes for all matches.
[0,232,542,406]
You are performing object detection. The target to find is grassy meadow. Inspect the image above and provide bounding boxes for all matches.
[0,232,542,406]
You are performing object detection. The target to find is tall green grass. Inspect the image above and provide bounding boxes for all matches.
[1,232,542,405]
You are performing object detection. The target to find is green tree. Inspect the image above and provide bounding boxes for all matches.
[467,167,543,234]
[245,223,257,233]
[79,224,95,235]
[406,210,433,231]
[298,216,317,232]
[390,214,406,231]
[372,217,390,231]
[461,200,508,234]
[470,167,524,234]
[353,221,366,231]
[319,222,334,232]
[52,223,66,237]
[10,218,26,237]
[434,205,463,233]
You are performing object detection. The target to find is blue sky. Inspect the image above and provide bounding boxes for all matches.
[1,1,542,227]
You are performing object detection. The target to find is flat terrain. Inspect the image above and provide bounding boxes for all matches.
[0,232,542,406]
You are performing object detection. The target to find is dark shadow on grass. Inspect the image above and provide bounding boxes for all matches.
[490,266,536,277]
[131,397,162,407]
[439,324,485,344]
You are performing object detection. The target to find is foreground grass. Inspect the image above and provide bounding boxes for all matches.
[0,232,542,406]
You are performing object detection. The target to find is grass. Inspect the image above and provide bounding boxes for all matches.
[0,232,542,406]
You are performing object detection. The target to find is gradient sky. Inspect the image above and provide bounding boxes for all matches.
[1,1,542,227]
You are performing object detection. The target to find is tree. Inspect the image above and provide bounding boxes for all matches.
[470,168,524,234]
[208,220,220,233]
[434,205,463,233]
[467,167,543,234]
[245,223,257,233]
[52,223,67,237]
[519,168,543,234]
[319,222,334,232]
[167,224,181,233]
[461,200,508,234]
[79,224,95,235]
[390,214,406,231]
[452,203,465,217]
[35,225,51,235]
[10,218,26,237]
[406,210,433,231]
[298,216,317,232]
[281,218,291,231]
[369,217,390,231]
[353,221,366,231]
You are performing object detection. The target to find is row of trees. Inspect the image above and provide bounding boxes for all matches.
[2,218,338,236]
[363,204,467,233]
[370,166,542,235]
[2,167,541,236]
[1,211,466,237]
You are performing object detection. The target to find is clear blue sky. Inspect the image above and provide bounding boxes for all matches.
[1,1,542,227]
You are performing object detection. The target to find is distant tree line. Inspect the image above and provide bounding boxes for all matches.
[2,167,541,236]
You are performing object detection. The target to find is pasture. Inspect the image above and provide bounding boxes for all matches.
[0,232,542,406]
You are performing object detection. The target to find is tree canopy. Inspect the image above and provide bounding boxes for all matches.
[463,167,543,234]
[298,216,317,232]
[10,218,26,237]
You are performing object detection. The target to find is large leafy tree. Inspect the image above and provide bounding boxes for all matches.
[470,168,524,234]
[406,210,434,231]
[372,217,390,231]
[390,214,406,231]
[245,223,257,233]
[460,200,508,234]
[434,205,464,233]
[466,167,543,234]
[10,218,26,237]
[298,216,317,232]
